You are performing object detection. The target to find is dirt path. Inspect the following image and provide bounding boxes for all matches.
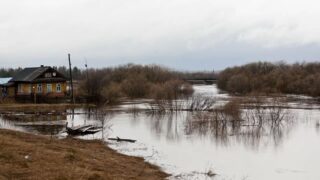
[0,129,168,180]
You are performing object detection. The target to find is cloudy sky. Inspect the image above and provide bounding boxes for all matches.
[1,0,320,70]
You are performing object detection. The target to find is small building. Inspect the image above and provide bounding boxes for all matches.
[0,77,15,98]
[8,66,68,102]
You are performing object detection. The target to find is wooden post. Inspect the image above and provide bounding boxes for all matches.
[33,86,36,104]
[68,53,75,104]
[85,59,89,95]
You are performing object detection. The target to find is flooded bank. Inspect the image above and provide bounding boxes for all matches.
[1,85,320,180]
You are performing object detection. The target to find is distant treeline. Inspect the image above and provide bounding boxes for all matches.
[77,64,195,103]
[0,64,215,103]
[0,68,22,77]
[0,65,216,81]
[218,61,320,97]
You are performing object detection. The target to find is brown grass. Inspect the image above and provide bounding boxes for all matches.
[0,129,168,180]
[0,103,95,113]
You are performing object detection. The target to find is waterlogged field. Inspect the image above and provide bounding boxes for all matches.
[1,85,320,180]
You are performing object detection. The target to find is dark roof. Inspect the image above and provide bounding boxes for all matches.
[10,67,50,82]
[10,66,66,82]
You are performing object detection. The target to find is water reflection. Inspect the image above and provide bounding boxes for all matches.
[0,118,26,132]
[146,112,183,142]
[0,107,68,135]
[184,106,296,149]
[121,102,297,151]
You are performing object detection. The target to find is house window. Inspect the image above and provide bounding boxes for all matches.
[28,84,31,93]
[18,84,23,93]
[47,84,52,93]
[37,84,42,93]
[56,83,61,92]
[45,73,52,78]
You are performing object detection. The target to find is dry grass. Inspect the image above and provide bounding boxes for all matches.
[0,129,168,180]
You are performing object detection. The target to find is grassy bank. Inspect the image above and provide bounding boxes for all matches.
[0,129,168,180]
[0,103,96,113]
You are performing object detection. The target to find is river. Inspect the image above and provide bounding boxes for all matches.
[1,85,320,180]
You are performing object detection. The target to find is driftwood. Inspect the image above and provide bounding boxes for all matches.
[66,122,102,136]
[108,137,136,143]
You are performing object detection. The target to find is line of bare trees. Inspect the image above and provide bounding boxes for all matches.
[76,64,194,103]
[217,61,320,97]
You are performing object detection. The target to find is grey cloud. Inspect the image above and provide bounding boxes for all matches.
[0,0,320,70]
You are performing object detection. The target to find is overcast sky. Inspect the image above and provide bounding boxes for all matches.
[1,0,320,70]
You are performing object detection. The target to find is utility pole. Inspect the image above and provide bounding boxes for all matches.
[84,58,89,125]
[68,53,75,104]
[33,86,36,104]
[85,58,89,95]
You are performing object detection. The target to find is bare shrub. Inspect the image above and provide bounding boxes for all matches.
[121,73,150,98]
[187,95,216,111]
[184,96,293,147]
[77,69,108,102]
[244,97,290,126]
[180,83,194,97]
[220,99,242,121]
[185,111,230,139]
[102,82,122,104]
[185,100,242,137]
[148,80,194,112]
[151,80,183,99]
[227,74,250,94]
[149,93,215,113]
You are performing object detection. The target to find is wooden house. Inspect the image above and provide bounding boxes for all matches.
[8,66,68,102]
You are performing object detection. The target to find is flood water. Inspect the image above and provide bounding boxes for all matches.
[1,85,320,180]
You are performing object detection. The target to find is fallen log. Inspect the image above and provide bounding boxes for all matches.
[66,122,102,136]
[108,137,136,143]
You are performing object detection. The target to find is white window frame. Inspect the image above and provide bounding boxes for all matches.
[28,84,31,94]
[18,84,23,93]
[56,83,61,92]
[37,84,42,93]
[47,84,52,93]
